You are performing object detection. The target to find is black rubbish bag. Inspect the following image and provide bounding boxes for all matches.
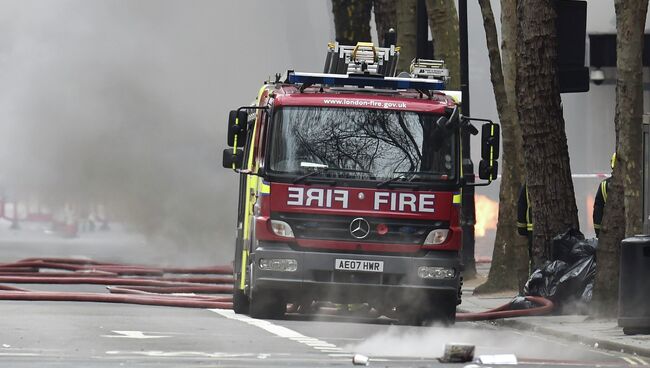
[552,228,585,263]
[523,260,569,298]
[510,296,537,310]
[569,238,598,263]
[523,230,598,312]
[553,255,596,304]
[581,282,594,304]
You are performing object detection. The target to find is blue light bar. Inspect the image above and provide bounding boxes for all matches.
[287,71,446,91]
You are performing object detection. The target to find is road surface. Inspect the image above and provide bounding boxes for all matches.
[0,227,646,367]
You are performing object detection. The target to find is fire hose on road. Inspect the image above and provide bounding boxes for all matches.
[456,296,553,321]
[0,257,554,320]
[0,258,234,309]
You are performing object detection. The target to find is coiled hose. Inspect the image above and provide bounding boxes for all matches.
[0,257,554,320]
[0,258,233,309]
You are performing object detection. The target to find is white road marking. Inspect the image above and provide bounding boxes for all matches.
[633,357,648,365]
[209,309,344,353]
[105,351,256,358]
[0,353,40,357]
[623,356,639,365]
[328,353,354,357]
[101,330,170,339]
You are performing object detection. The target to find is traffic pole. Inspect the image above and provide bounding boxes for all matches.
[458,0,477,279]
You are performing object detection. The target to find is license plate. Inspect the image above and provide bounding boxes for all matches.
[335,259,384,273]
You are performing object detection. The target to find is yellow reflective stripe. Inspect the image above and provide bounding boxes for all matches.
[259,179,271,194]
[242,139,257,241]
[594,224,602,229]
[242,85,267,242]
[489,124,495,180]
[525,186,531,226]
[231,114,242,170]
[601,181,608,203]
[239,250,248,289]
[527,224,533,230]
[240,85,268,289]
[456,119,462,203]
[516,222,527,228]
[245,87,267,171]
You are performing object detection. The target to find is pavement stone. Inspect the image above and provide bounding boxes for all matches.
[459,279,650,358]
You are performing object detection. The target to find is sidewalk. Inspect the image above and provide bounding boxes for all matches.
[460,266,650,358]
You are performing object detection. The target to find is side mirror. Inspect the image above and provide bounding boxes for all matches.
[478,122,500,180]
[478,159,499,180]
[223,148,244,169]
[227,110,248,147]
[480,123,500,161]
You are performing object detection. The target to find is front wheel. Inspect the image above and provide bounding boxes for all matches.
[430,299,457,325]
[398,297,456,326]
[232,286,250,314]
[623,327,650,335]
[249,289,287,320]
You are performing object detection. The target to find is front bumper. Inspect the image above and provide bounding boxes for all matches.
[250,241,461,305]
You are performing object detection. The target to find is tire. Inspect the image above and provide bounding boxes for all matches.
[397,306,426,326]
[398,298,456,326]
[431,299,457,326]
[232,286,250,314]
[249,289,287,320]
[623,327,650,335]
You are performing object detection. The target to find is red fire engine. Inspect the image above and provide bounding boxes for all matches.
[222,42,500,324]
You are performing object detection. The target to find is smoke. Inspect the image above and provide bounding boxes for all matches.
[349,325,502,359]
[349,324,594,361]
[0,0,332,263]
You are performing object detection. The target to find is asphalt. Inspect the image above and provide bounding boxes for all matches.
[0,299,641,367]
[0,225,649,367]
[461,265,650,359]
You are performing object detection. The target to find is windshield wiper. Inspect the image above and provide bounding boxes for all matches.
[393,170,444,177]
[293,169,326,184]
[377,171,447,188]
[293,167,372,184]
[376,175,407,188]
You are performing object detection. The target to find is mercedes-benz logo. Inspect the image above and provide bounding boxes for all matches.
[349,218,370,239]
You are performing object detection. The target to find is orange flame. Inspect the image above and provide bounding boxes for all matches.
[475,194,499,237]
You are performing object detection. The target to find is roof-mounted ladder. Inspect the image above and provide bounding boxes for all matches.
[323,42,400,77]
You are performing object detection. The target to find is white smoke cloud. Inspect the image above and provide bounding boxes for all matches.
[0,0,333,262]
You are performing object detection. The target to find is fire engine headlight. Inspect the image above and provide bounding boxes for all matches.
[259,258,298,272]
[423,229,449,245]
[417,266,456,279]
[270,220,295,238]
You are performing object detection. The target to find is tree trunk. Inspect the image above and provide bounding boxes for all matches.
[373,0,397,47]
[425,0,460,90]
[331,0,373,45]
[396,0,418,73]
[616,0,646,238]
[516,0,579,268]
[500,0,529,287]
[474,0,528,293]
[592,0,648,317]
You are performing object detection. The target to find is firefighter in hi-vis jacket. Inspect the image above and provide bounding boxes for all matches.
[593,153,615,237]
[517,183,533,268]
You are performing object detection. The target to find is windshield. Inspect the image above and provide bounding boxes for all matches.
[268,107,456,182]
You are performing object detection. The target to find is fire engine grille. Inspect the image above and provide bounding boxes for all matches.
[273,212,448,245]
[313,270,403,285]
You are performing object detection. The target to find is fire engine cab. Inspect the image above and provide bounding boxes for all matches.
[222,42,500,324]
